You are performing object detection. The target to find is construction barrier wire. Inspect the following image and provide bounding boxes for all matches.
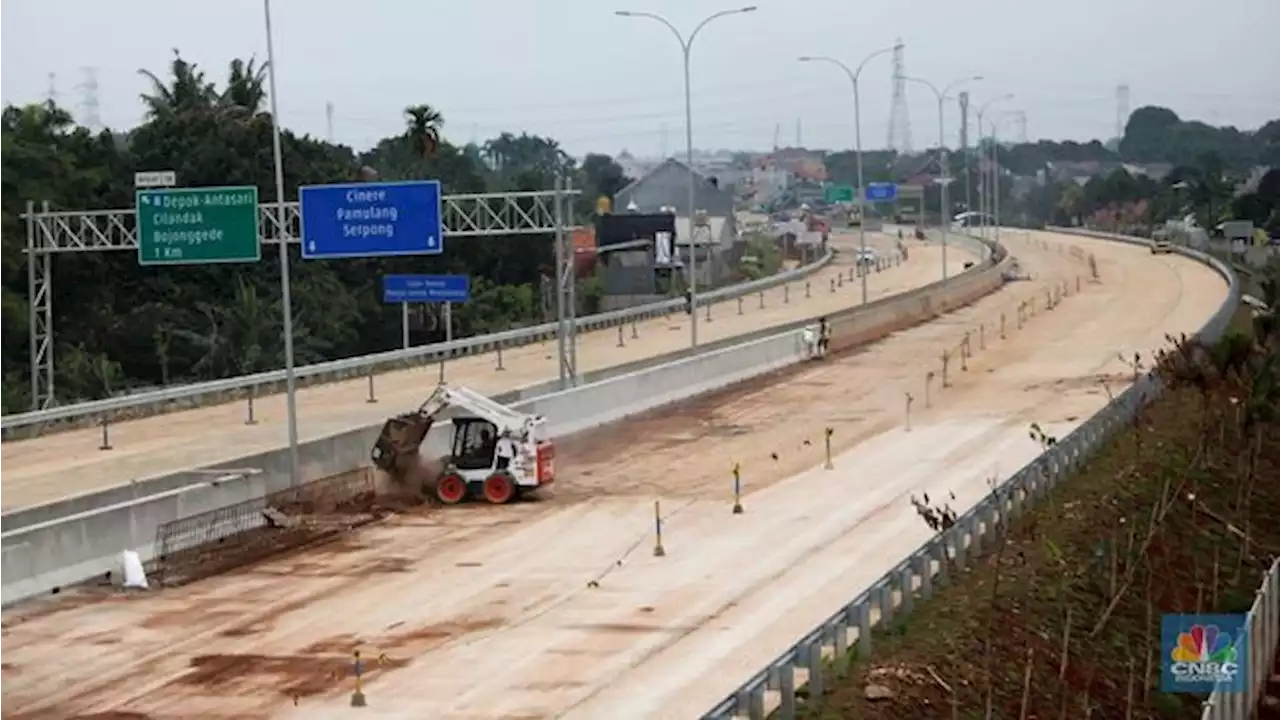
[149,468,379,586]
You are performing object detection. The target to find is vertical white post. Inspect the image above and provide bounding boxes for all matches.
[264,0,300,485]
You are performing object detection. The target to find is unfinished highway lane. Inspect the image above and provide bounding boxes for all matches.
[0,231,1227,719]
[1,230,978,512]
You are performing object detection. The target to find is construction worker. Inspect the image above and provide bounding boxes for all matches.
[494,431,517,471]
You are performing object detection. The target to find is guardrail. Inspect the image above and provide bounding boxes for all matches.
[2,249,841,438]
[701,227,1244,720]
[1202,558,1280,720]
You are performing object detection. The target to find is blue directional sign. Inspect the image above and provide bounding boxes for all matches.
[299,180,444,259]
[864,183,899,203]
[382,274,470,304]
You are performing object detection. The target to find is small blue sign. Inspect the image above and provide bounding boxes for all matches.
[299,180,444,259]
[1160,613,1247,694]
[383,274,470,304]
[864,183,898,203]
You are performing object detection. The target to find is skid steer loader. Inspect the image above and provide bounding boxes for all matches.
[370,385,555,505]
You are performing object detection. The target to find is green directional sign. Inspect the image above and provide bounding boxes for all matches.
[136,185,261,266]
[824,184,855,203]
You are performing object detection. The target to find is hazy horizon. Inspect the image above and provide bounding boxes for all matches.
[4,0,1278,158]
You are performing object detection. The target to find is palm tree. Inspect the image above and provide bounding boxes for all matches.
[217,57,269,119]
[138,48,217,120]
[404,104,444,158]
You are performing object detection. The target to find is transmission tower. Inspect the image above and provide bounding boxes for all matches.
[1115,84,1131,139]
[76,68,102,130]
[1016,111,1028,144]
[46,72,58,105]
[325,101,335,142]
[773,123,780,151]
[886,38,912,154]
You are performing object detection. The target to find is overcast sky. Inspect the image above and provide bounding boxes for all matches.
[4,0,1279,158]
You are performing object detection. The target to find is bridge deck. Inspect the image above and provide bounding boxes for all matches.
[0,232,1230,719]
[1,232,976,512]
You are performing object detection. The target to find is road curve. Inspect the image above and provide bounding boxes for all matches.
[1,230,978,512]
[0,230,1228,718]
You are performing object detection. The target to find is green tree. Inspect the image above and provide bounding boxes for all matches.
[218,57,269,119]
[137,49,218,120]
[404,104,444,158]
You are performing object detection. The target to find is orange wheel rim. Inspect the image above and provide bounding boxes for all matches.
[485,476,511,502]
[439,476,464,502]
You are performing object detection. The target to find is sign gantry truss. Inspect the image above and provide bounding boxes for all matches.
[22,188,580,410]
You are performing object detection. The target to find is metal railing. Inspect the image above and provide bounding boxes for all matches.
[701,228,1244,719]
[1201,558,1280,720]
[2,250,838,436]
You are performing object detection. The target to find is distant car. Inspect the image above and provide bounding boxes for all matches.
[855,247,878,266]
[1151,240,1173,254]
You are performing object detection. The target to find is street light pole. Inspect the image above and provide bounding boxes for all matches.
[263,0,299,486]
[616,7,757,349]
[987,112,1021,248]
[975,94,1014,242]
[798,46,895,305]
[903,75,982,281]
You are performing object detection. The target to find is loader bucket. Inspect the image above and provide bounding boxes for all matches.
[370,412,435,475]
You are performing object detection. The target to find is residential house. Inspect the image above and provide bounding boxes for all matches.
[610,158,740,290]
[613,149,663,184]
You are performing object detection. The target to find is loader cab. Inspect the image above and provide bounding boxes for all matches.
[451,417,499,471]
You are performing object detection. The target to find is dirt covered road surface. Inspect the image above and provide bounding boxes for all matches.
[0,230,1228,719]
[2,229,974,513]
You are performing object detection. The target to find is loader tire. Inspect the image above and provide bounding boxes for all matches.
[436,473,467,505]
[482,472,517,505]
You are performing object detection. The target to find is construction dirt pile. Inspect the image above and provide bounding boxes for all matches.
[371,452,446,507]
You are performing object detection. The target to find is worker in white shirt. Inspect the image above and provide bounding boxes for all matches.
[494,432,517,471]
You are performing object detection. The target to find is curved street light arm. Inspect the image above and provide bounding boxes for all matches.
[798,55,856,89]
[689,7,756,48]
[942,75,983,100]
[855,46,895,81]
[906,75,947,102]
[978,93,1015,121]
[615,10,687,49]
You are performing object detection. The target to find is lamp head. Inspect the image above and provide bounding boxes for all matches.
[739,5,758,11]
[797,56,814,62]
[614,10,634,16]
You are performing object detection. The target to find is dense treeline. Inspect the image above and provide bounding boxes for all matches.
[0,51,631,412]
[1008,106,1280,233]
